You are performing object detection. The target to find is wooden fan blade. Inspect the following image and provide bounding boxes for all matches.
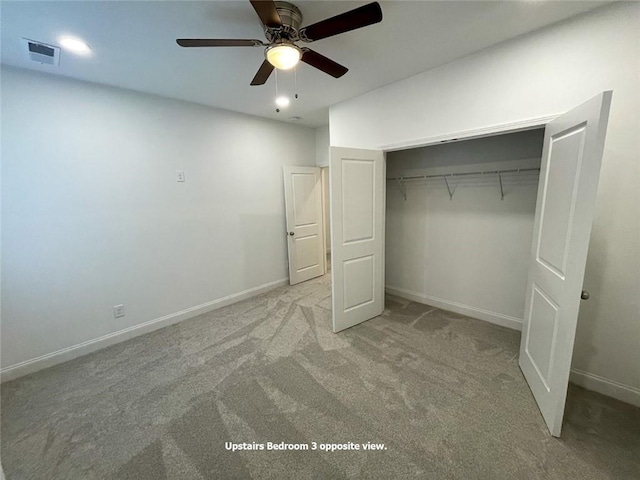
[250,0,282,28]
[299,2,382,42]
[176,39,265,47]
[301,49,348,78]
[251,60,275,85]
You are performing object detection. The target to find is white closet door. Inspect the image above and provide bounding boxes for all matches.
[283,166,326,285]
[330,147,385,332]
[520,91,612,437]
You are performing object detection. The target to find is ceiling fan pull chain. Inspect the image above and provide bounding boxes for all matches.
[275,69,280,112]
[294,66,298,99]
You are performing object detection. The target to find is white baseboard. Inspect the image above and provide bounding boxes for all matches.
[569,368,640,407]
[1,278,288,382]
[385,285,522,331]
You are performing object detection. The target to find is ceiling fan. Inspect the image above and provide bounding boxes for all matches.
[176,1,383,86]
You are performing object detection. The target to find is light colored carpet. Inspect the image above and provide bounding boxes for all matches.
[2,273,639,479]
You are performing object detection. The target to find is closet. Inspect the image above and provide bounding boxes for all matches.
[331,91,612,437]
[385,128,545,330]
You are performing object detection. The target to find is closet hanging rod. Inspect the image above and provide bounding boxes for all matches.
[386,167,540,182]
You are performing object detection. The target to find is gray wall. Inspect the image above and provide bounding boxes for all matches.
[1,67,316,378]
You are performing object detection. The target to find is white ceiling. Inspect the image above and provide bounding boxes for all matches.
[1,1,609,127]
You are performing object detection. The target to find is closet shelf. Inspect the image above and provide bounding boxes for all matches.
[387,167,540,201]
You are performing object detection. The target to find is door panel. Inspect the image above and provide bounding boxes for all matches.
[343,255,375,311]
[292,173,318,226]
[526,287,559,389]
[519,91,612,437]
[331,148,385,332]
[342,160,375,242]
[295,235,321,270]
[283,166,326,285]
[537,124,586,275]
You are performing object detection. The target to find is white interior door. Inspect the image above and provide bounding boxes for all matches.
[330,147,385,333]
[520,91,612,437]
[283,166,326,285]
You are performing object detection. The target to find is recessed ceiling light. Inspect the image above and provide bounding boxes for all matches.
[58,36,91,54]
[275,96,290,108]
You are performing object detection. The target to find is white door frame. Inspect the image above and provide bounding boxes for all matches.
[373,115,561,323]
[376,114,564,310]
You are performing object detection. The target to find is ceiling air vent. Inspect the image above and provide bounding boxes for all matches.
[21,38,60,66]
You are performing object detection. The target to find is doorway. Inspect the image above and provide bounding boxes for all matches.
[385,128,544,331]
[321,167,331,271]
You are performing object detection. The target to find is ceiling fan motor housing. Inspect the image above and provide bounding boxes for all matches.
[265,1,303,42]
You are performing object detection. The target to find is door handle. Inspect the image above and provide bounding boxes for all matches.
[288,232,295,236]
[581,290,590,300]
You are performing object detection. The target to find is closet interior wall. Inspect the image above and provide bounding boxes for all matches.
[385,129,544,330]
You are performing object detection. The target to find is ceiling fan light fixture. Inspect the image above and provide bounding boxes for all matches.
[266,43,301,70]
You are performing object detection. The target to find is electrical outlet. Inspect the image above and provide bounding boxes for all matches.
[113,304,125,318]
[176,170,185,182]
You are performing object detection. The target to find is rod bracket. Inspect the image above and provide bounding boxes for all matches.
[443,175,454,200]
